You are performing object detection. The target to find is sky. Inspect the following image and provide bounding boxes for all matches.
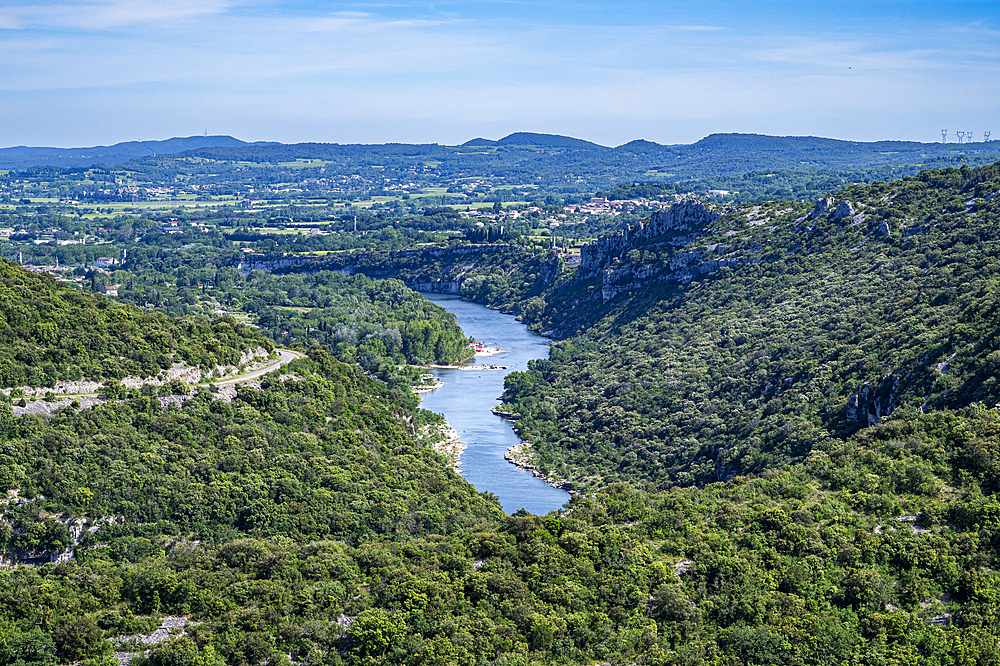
[0,0,998,148]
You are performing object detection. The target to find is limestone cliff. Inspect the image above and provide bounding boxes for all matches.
[576,201,732,301]
[578,201,722,277]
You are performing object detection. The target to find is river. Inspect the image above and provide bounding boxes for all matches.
[419,294,571,515]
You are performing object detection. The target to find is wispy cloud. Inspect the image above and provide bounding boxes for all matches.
[665,24,726,32]
[0,0,230,30]
[305,11,459,31]
[754,33,1000,73]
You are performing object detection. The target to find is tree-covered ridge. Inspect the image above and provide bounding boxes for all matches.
[243,271,473,368]
[279,244,566,317]
[0,348,501,550]
[0,260,273,389]
[502,163,1000,489]
[3,406,1000,665]
[0,135,250,169]
[171,133,1000,189]
[8,160,1000,666]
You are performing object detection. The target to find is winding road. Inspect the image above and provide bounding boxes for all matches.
[9,349,306,417]
[34,349,303,399]
[212,349,303,386]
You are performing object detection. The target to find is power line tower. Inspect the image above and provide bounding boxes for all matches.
[941,129,948,143]
[967,131,974,144]
[957,131,966,144]
[985,131,991,143]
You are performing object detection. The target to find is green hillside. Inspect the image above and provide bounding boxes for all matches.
[0,260,273,389]
[504,162,1000,489]
[5,164,1000,665]
[0,349,501,547]
[3,395,1000,665]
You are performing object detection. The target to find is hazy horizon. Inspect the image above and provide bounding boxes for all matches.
[3,129,994,152]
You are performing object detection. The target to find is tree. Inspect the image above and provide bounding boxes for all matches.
[348,609,406,659]
[54,617,109,662]
[137,637,198,666]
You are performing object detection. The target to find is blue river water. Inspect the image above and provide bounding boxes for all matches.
[419,294,570,515]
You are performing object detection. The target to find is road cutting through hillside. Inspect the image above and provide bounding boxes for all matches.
[211,349,303,385]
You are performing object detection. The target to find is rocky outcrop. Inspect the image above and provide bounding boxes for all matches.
[408,281,461,294]
[579,201,721,277]
[505,442,574,491]
[0,515,102,567]
[811,197,835,218]
[649,201,724,233]
[833,201,855,220]
[846,374,901,426]
[418,422,466,471]
[572,201,755,301]
[809,197,866,225]
[2,347,271,399]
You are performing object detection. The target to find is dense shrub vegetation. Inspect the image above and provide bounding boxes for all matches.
[5,162,1000,665]
[0,260,272,388]
[0,350,500,549]
[3,403,1000,665]
[244,273,472,370]
[504,163,1000,488]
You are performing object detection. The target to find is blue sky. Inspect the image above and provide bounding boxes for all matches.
[1,1,997,147]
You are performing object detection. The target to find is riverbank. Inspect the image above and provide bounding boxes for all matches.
[412,374,445,394]
[504,442,574,492]
[419,422,466,471]
[491,407,520,420]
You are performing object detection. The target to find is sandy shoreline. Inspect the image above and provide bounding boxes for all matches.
[472,344,505,358]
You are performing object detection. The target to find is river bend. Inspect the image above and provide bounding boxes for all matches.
[419,294,570,515]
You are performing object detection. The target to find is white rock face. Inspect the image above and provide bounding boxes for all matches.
[832,201,855,220]
[811,197,835,218]
[2,347,271,398]
[579,201,721,275]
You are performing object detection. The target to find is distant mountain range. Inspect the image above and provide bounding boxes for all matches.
[0,135,255,169]
[461,132,608,150]
[3,131,999,178]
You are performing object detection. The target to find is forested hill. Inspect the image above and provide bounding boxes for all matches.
[680,133,993,170]
[5,346,1000,664]
[7,177,1000,664]
[182,132,1000,187]
[504,161,1000,489]
[0,135,252,169]
[0,260,273,388]
[8,132,999,203]
[10,131,987,192]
